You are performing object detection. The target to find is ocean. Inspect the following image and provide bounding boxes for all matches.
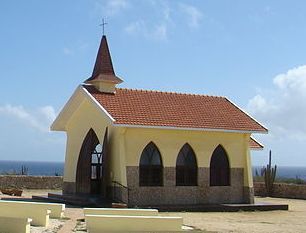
[253,166,306,180]
[0,160,64,176]
[0,160,305,180]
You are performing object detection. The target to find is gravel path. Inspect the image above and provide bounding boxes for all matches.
[31,219,65,233]
[57,207,83,233]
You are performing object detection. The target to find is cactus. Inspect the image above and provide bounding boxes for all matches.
[20,165,29,175]
[262,150,277,196]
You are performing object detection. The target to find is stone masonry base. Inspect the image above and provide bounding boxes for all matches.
[126,166,252,206]
[62,167,253,206]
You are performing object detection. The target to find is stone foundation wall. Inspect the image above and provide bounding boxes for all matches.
[63,181,76,194]
[254,182,306,199]
[0,175,63,189]
[126,166,250,206]
[112,185,129,204]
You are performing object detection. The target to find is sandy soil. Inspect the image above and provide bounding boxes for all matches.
[1,190,306,233]
[161,197,306,233]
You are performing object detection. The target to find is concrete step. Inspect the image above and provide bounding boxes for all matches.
[144,202,289,212]
[32,193,110,207]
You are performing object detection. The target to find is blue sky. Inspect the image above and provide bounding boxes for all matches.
[1,1,306,166]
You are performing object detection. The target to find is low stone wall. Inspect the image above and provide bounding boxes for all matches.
[254,182,306,200]
[0,175,63,189]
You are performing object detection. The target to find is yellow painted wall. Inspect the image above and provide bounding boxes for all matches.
[244,134,254,188]
[62,92,253,189]
[84,208,158,216]
[0,217,32,233]
[64,98,112,183]
[96,81,116,93]
[123,127,252,187]
[85,214,183,232]
[0,201,50,226]
[109,127,127,186]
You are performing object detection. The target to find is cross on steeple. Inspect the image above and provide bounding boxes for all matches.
[99,18,108,35]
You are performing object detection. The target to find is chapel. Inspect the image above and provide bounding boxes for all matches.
[51,35,267,206]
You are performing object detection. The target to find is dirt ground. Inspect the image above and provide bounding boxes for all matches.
[162,197,306,233]
[1,190,306,233]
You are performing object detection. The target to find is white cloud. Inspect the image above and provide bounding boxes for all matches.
[247,65,306,141]
[94,0,129,17]
[107,0,128,15]
[0,105,56,133]
[40,106,57,123]
[273,65,306,95]
[63,47,73,55]
[124,20,144,35]
[0,105,65,161]
[123,0,172,41]
[152,24,167,41]
[125,20,168,41]
[179,3,203,28]
[123,2,204,41]
[62,42,88,56]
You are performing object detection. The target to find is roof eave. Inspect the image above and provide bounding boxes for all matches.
[51,85,85,131]
[113,123,268,134]
[250,136,265,150]
[85,74,123,84]
[51,85,116,132]
[224,97,269,133]
[250,147,264,151]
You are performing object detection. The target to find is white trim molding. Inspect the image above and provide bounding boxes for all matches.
[114,123,268,134]
[225,97,268,133]
[250,136,265,150]
[81,85,116,122]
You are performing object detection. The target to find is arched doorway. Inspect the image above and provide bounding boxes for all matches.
[76,128,108,195]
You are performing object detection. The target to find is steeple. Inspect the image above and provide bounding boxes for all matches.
[85,35,123,93]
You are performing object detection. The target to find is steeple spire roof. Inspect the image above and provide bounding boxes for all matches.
[86,35,123,84]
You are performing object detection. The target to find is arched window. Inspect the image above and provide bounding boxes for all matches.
[139,142,163,186]
[210,145,230,186]
[176,143,198,186]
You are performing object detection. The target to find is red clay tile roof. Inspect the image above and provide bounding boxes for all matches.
[84,85,267,133]
[249,137,264,150]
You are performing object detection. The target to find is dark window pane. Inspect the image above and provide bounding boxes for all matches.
[210,145,230,186]
[176,144,198,186]
[139,142,163,186]
[91,165,97,179]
